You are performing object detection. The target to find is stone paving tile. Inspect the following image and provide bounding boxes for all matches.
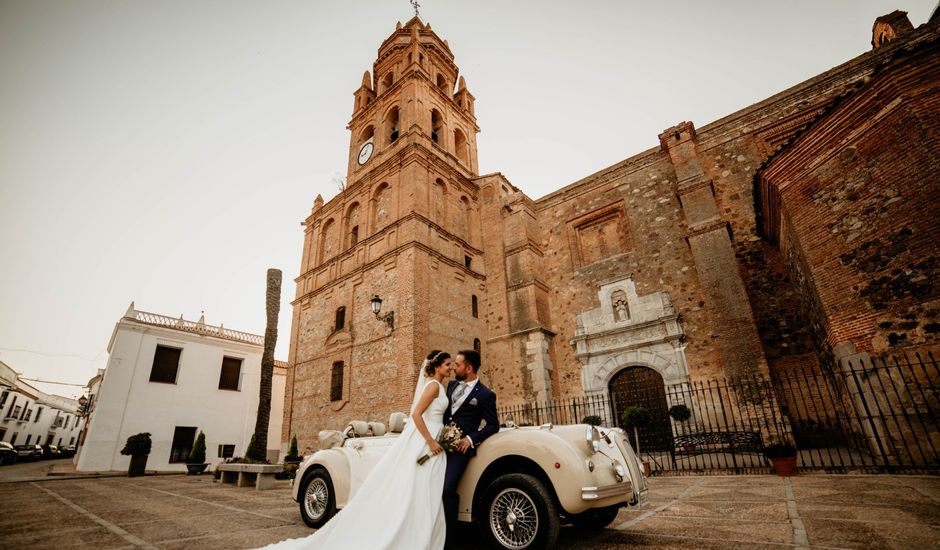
[802,517,940,549]
[798,501,940,525]
[121,510,290,543]
[619,515,793,545]
[5,525,131,548]
[656,499,789,521]
[592,530,790,549]
[156,524,317,550]
[684,484,786,501]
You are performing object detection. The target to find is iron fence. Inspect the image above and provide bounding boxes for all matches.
[496,352,940,474]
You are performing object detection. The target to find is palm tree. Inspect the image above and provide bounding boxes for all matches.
[247,268,281,462]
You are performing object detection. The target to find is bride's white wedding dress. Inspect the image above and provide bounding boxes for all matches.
[262,379,448,550]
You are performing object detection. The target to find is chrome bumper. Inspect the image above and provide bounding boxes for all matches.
[581,481,633,501]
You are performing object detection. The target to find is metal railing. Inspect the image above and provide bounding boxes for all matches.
[496,352,940,474]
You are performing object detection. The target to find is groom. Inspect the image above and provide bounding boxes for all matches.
[442,349,498,547]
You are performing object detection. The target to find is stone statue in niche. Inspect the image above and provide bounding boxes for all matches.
[611,290,629,321]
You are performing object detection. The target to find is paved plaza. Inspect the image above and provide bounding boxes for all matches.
[1,460,939,549]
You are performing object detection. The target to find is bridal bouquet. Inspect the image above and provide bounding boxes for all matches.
[417,422,463,465]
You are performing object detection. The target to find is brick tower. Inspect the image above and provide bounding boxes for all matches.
[284,18,487,449]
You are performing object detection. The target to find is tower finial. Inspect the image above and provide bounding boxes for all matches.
[410,0,420,18]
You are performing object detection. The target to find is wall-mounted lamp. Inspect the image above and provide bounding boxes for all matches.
[371,295,395,332]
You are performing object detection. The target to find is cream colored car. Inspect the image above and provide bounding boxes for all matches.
[292,413,648,549]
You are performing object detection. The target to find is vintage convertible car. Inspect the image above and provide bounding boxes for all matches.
[292,412,648,549]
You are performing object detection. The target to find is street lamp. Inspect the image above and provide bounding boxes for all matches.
[371,295,395,332]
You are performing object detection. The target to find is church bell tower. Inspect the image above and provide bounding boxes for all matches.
[286,17,488,449]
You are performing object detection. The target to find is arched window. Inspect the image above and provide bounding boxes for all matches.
[345,203,361,249]
[454,128,468,164]
[473,338,481,352]
[330,361,344,402]
[334,306,346,331]
[431,109,443,144]
[360,125,374,143]
[382,72,394,92]
[319,219,336,263]
[455,196,471,239]
[431,178,446,225]
[386,106,400,144]
[372,182,391,230]
[471,295,478,318]
[436,74,447,92]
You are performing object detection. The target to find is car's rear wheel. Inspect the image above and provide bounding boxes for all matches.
[568,504,621,530]
[298,466,336,528]
[481,473,560,549]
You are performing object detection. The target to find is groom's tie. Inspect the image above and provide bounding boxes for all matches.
[451,382,468,413]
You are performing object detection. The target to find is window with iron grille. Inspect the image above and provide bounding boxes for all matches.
[169,426,197,463]
[150,345,182,384]
[218,357,242,391]
[217,444,235,458]
[334,306,346,331]
[330,361,344,402]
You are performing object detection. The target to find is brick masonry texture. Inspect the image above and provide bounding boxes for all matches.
[283,15,940,451]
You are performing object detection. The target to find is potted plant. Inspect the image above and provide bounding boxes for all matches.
[581,415,602,427]
[621,406,652,475]
[186,431,208,475]
[120,432,151,477]
[284,435,301,463]
[668,404,694,448]
[764,442,798,476]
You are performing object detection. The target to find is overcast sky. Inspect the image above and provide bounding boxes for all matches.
[1,0,936,398]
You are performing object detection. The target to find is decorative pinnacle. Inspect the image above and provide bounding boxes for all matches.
[410,0,420,18]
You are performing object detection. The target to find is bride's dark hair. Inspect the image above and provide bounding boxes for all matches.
[424,351,451,376]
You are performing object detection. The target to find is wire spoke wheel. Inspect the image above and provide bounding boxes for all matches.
[489,488,539,548]
[304,477,329,520]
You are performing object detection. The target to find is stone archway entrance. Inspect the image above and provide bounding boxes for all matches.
[609,366,672,453]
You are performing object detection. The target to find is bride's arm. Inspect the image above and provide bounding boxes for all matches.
[412,383,444,455]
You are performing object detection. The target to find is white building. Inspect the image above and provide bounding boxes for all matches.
[0,361,84,449]
[76,303,286,472]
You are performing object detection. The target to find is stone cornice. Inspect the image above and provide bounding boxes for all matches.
[293,236,485,305]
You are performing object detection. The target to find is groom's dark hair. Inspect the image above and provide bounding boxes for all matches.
[458,349,481,372]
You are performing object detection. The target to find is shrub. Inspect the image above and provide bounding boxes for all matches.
[581,415,602,426]
[668,404,692,422]
[285,435,300,462]
[187,431,206,464]
[621,406,652,428]
[763,443,797,459]
[120,433,152,456]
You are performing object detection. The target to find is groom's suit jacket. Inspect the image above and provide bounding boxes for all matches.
[443,379,499,458]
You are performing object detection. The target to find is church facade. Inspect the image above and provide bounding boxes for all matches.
[283,12,940,453]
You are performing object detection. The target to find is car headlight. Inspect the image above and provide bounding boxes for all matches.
[613,460,626,479]
[586,426,601,454]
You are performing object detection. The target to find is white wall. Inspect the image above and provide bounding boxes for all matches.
[77,319,285,472]
[0,362,83,448]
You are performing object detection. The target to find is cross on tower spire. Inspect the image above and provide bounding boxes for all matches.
[410,0,420,18]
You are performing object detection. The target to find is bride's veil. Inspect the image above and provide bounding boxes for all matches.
[410,360,430,415]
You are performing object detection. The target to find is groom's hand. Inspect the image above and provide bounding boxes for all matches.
[456,436,472,454]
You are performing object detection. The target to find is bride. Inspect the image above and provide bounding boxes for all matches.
[261,350,453,550]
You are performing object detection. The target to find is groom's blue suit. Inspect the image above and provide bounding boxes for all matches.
[442,378,498,542]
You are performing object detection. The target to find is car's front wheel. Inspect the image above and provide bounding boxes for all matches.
[481,473,560,549]
[298,466,336,528]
